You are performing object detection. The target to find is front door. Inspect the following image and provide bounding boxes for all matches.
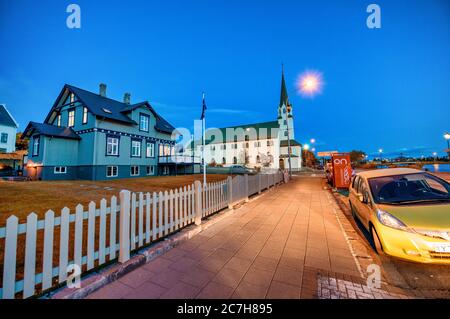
[279,159,285,170]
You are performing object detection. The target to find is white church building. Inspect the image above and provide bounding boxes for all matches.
[187,69,302,172]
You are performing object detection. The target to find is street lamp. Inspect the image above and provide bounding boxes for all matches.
[286,102,293,177]
[445,133,450,160]
[433,152,438,161]
[378,148,383,162]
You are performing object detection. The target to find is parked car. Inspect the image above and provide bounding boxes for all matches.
[349,168,450,264]
[229,165,257,175]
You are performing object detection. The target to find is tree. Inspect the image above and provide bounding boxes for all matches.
[16,132,29,151]
[349,150,366,163]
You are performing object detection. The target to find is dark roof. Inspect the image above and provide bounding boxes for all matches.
[280,139,302,147]
[65,85,136,124]
[22,122,81,140]
[0,105,18,128]
[120,101,175,134]
[45,84,175,134]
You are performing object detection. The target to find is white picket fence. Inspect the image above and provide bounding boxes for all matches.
[0,172,284,299]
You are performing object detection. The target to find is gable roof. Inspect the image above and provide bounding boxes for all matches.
[64,85,136,124]
[44,84,176,134]
[22,122,81,140]
[0,104,18,128]
[120,101,175,134]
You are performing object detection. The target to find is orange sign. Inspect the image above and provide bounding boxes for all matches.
[331,153,352,188]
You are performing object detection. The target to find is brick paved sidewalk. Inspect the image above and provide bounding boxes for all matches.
[85,176,404,299]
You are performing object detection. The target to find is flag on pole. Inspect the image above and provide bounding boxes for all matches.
[200,92,207,120]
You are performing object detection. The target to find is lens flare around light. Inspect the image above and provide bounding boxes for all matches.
[296,70,323,98]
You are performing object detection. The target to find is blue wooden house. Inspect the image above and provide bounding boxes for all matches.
[23,84,197,180]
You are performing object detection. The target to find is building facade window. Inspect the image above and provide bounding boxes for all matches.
[54,166,67,174]
[32,136,40,156]
[146,142,155,158]
[256,155,261,163]
[106,166,118,177]
[233,157,238,164]
[0,133,7,143]
[82,107,88,124]
[131,139,142,157]
[68,108,75,127]
[130,165,140,176]
[106,136,119,156]
[146,165,154,175]
[139,113,150,132]
[70,93,75,104]
[57,114,61,127]
[222,157,226,164]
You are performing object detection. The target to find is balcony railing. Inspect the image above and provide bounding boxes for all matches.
[158,155,201,164]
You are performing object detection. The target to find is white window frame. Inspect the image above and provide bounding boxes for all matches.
[131,165,140,176]
[57,114,61,127]
[32,136,40,156]
[54,166,67,174]
[106,166,118,177]
[139,114,149,132]
[131,139,142,157]
[146,165,154,175]
[107,136,119,156]
[82,107,88,124]
[68,109,75,127]
[146,142,155,158]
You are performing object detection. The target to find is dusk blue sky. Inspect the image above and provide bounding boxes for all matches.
[1,0,449,158]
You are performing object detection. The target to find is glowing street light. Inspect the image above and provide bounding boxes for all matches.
[303,144,310,151]
[444,132,450,148]
[378,148,383,162]
[296,71,323,98]
[310,138,316,144]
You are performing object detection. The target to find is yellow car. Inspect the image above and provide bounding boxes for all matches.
[349,168,450,264]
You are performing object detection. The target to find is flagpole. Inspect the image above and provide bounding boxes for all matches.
[202,93,206,186]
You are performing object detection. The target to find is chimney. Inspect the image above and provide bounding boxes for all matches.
[99,83,107,97]
[123,93,131,105]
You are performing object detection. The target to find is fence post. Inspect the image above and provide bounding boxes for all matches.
[194,180,203,226]
[227,176,233,209]
[244,174,249,202]
[119,190,131,263]
[258,174,262,194]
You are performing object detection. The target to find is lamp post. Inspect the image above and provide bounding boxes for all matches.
[433,152,438,161]
[378,148,383,163]
[444,133,450,160]
[286,102,293,177]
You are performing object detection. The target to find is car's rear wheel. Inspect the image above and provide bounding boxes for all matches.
[371,226,384,255]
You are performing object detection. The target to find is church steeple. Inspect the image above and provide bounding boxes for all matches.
[279,64,289,109]
[277,65,295,141]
